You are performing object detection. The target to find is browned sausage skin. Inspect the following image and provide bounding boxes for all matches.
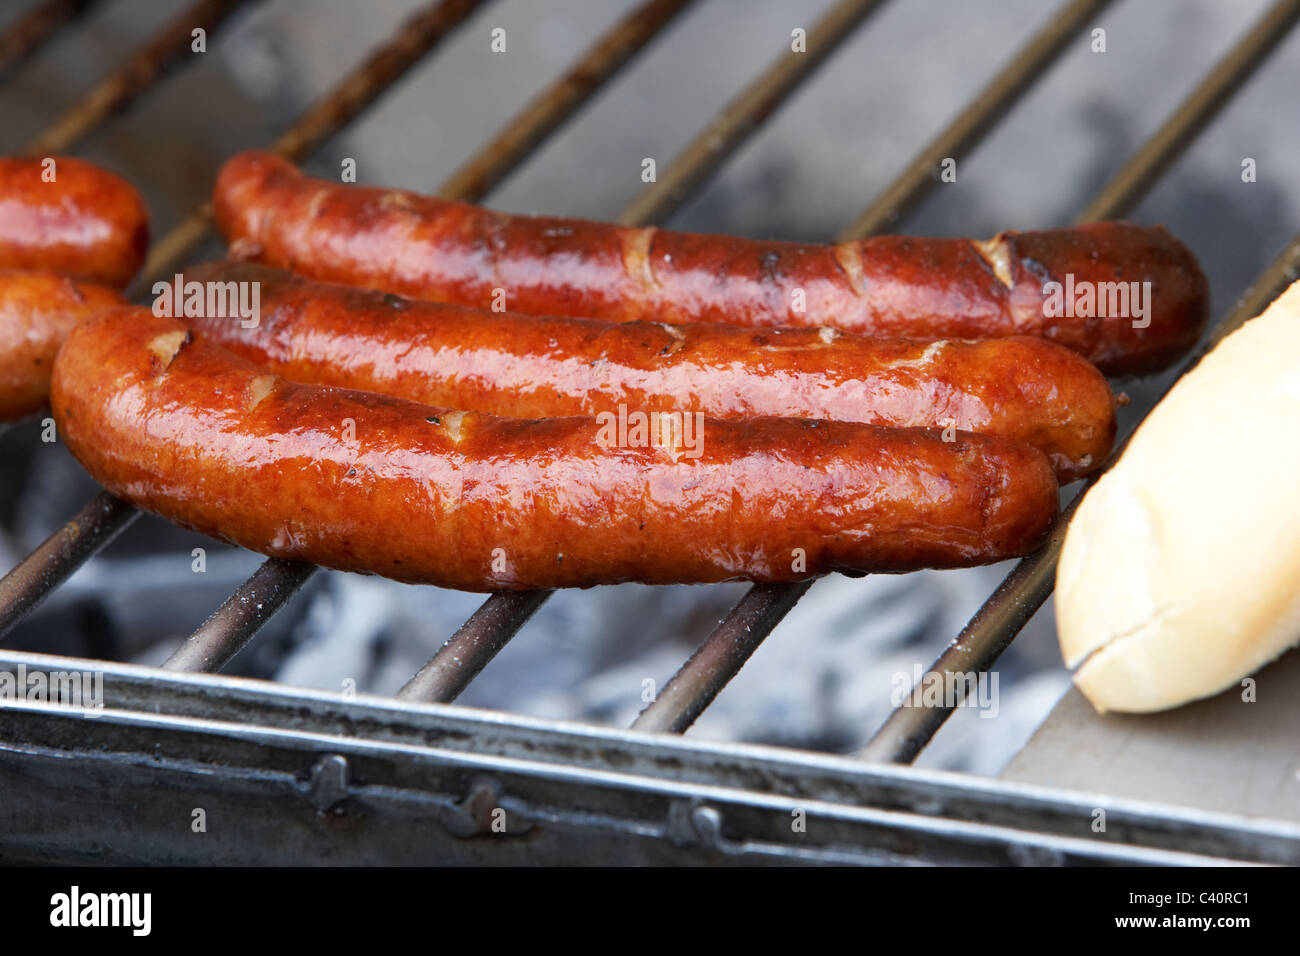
[0,157,149,288]
[180,261,1115,481]
[0,269,125,421]
[51,307,1059,590]
[213,150,1208,376]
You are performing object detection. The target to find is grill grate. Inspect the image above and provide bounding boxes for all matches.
[397,589,553,702]
[615,0,890,227]
[862,0,1300,761]
[632,0,1300,745]
[162,557,316,672]
[0,0,101,81]
[21,0,255,158]
[1,0,1299,863]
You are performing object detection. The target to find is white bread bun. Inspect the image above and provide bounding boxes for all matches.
[1057,279,1300,713]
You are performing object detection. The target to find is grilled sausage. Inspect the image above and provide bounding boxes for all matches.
[181,261,1116,481]
[212,150,1209,375]
[51,307,1060,590]
[0,269,125,421]
[0,156,149,288]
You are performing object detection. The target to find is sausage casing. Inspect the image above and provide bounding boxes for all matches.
[182,261,1115,481]
[51,307,1060,590]
[0,156,149,288]
[213,150,1209,375]
[0,269,125,421]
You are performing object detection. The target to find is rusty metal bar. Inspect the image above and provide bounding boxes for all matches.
[437,0,693,203]
[269,0,483,164]
[841,0,1112,238]
[131,0,487,298]
[1077,0,1300,225]
[396,590,552,702]
[615,0,890,228]
[0,491,138,640]
[0,0,100,81]
[632,581,813,733]
[859,0,1300,764]
[162,557,316,671]
[632,0,1109,736]
[22,0,257,157]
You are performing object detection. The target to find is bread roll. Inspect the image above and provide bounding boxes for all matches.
[1057,279,1300,713]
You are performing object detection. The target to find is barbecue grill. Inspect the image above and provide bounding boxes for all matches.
[2,0,1299,865]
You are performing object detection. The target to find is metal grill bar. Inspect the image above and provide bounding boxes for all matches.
[130,0,487,298]
[269,0,482,164]
[436,0,694,203]
[397,589,552,702]
[21,0,256,157]
[632,580,813,733]
[0,490,137,639]
[162,557,315,672]
[634,0,1106,735]
[0,0,100,81]
[0,0,489,638]
[841,0,1111,238]
[616,0,888,228]
[1078,0,1300,226]
[860,0,1300,764]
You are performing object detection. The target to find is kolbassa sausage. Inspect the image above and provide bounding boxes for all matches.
[212,150,1209,375]
[51,307,1060,590]
[0,156,149,288]
[0,269,125,421]
[181,260,1116,481]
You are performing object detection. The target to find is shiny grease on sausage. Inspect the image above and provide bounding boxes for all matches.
[182,260,1116,481]
[213,150,1209,375]
[51,307,1060,591]
[0,156,149,288]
